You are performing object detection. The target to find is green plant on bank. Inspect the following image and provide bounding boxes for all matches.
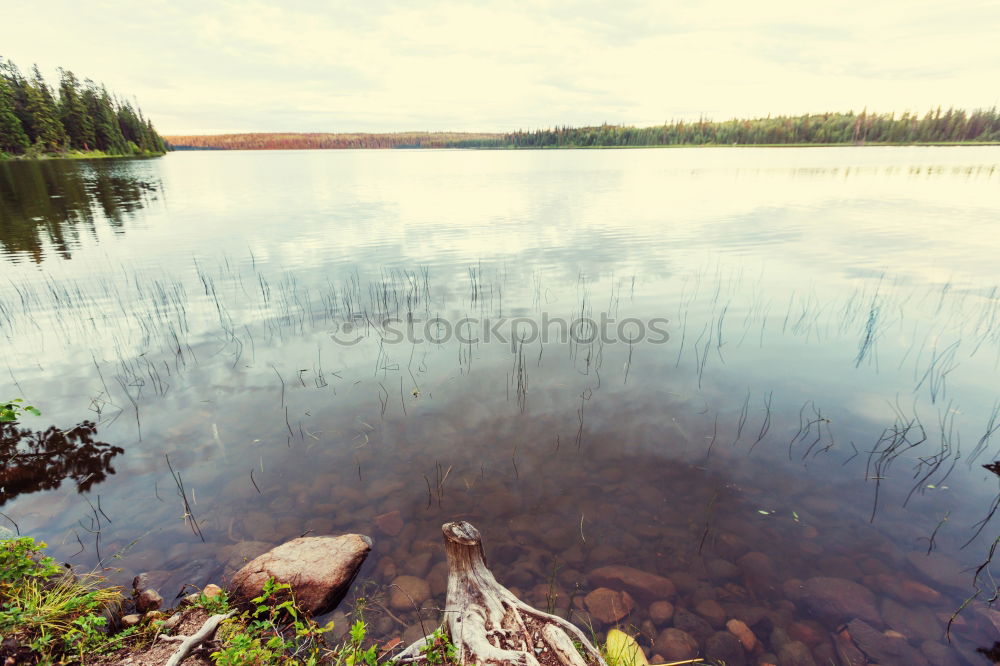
[0,398,41,422]
[212,578,340,666]
[0,539,409,665]
[0,537,122,663]
[419,628,457,665]
[210,579,425,665]
[336,619,379,666]
[197,587,232,615]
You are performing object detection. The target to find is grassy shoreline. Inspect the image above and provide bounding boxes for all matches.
[0,149,167,161]
[0,536,404,665]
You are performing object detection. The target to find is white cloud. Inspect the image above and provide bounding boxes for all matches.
[2,0,997,133]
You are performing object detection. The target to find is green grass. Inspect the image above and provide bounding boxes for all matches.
[208,579,462,665]
[0,536,418,665]
[0,149,166,161]
[0,537,123,662]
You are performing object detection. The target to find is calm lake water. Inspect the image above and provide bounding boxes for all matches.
[2,148,999,663]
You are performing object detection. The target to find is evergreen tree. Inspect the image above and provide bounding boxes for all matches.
[83,82,127,153]
[0,59,32,142]
[25,65,67,151]
[0,76,29,153]
[116,101,145,153]
[57,68,94,150]
[0,57,166,157]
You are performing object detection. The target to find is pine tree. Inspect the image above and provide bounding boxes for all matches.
[116,101,144,153]
[83,82,127,153]
[0,58,167,158]
[25,65,67,151]
[0,76,29,153]
[57,68,94,150]
[1,60,33,142]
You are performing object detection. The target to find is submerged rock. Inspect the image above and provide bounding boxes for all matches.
[738,552,777,597]
[388,575,431,611]
[706,557,740,581]
[426,561,449,597]
[402,551,433,578]
[832,629,866,666]
[584,587,635,624]
[800,577,881,625]
[846,618,929,666]
[904,552,968,592]
[588,565,676,601]
[229,534,371,615]
[874,573,942,605]
[648,600,675,625]
[881,597,942,640]
[726,618,757,652]
[695,599,726,628]
[786,620,824,647]
[777,640,816,666]
[374,510,404,537]
[706,630,747,666]
[673,607,714,644]
[920,640,961,666]
[653,628,699,661]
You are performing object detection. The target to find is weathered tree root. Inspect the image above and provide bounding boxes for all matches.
[163,611,234,666]
[397,521,607,666]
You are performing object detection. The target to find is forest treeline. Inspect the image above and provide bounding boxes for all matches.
[0,57,167,158]
[165,131,503,150]
[166,108,1000,151]
[489,108,1000,147]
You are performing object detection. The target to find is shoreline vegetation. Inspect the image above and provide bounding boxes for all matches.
[165,107,1000,151]
[0,531,607,666]
[0,536,391,666]
[0,58,167,161]
[1,148,167,161]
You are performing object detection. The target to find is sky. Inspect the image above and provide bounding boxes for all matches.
[2,0,999,135]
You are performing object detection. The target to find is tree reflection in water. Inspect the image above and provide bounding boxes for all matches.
[0,420,124,505]
[0,159,159,262]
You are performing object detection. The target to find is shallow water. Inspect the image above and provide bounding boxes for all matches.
[1,147,999,663]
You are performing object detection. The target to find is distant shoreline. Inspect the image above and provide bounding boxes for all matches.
[164,141,1000,151]
[163,110,1000,151]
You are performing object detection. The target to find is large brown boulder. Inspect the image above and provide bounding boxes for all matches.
[229,534,372,615]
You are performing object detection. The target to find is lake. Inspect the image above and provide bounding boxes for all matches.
[2,147,999,663]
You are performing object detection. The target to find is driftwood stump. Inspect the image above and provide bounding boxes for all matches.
[397,521,607,666]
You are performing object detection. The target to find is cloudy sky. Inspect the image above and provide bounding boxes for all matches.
[3,0,998,135]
